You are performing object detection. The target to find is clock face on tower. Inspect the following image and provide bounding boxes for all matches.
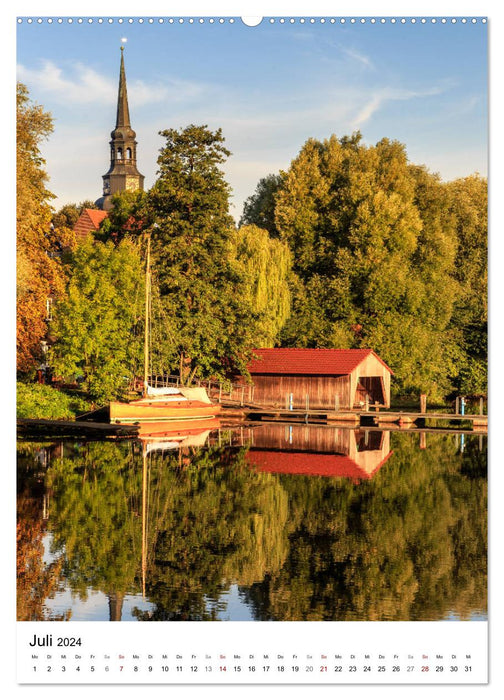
[103,179,111,195]
[125,176,139,191]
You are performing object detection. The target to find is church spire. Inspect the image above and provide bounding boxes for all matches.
[115,46,131,128]
[95,46,144,211]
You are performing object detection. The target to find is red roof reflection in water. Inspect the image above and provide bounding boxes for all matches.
[245,424,393,482]
[247,450,393,482]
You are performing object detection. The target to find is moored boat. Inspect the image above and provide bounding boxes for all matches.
[110,386,221,424]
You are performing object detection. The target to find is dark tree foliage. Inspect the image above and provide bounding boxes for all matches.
[445,175,488,394]
[240,173,284,237]
[146,124,258,382]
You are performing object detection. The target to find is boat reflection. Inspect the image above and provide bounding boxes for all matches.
[136,417,221,444]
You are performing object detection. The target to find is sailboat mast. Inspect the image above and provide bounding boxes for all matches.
[143,232,151,398]
[141,443,148,598]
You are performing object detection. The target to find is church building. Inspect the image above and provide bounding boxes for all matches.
[74,47,144,238]
[95,46,144,210]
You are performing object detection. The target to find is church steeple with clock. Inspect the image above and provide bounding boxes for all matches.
[95,46,144,210]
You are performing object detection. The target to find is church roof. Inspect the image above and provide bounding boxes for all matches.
[73,209,109,239]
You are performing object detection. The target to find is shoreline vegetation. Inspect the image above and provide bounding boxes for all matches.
[16,383,92,421]
[16,382,486,424]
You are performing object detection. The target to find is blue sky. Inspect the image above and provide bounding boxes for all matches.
[17,15,487,220]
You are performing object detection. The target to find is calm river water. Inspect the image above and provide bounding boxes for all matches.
[17,423,487,622]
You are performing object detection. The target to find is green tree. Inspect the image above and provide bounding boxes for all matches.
[240,173,284,237]
[147,124,257,382]
[273,133,460,397]
[445,175,488,394]
[97,190,149,244]
[49,237,146,403]
[233,224,293,346]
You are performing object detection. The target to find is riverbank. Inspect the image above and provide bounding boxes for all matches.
[16,382,92,420]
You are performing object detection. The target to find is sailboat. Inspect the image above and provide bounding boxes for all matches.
[110,231,221,425]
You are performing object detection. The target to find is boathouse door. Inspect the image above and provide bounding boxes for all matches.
[354,376,386,407]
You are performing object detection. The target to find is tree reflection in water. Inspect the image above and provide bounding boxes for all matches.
[16,427,486,622]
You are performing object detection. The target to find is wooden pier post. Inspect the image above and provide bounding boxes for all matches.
[455,396,459,415]
[420,394,427,414]
[480,397,484,415]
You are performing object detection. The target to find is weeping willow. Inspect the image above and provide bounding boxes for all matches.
[148,271,178,377]
[234,224,293,347]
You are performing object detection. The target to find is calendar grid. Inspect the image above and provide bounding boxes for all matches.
[17,621,488,684]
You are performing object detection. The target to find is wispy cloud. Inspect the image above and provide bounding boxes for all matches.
[16,60,209,107]
[341,46,375,70]
[17,60,115,104]
[352,85,449,128]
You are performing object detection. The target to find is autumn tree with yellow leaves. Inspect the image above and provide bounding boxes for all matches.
[17,82,64,375]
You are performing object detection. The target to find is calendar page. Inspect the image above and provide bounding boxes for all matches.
[12,0,492,693]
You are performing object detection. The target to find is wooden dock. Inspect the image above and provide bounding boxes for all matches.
[244,407,487,431]
[17,418,139,440]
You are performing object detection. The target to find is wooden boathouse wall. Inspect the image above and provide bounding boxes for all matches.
[350,351,391,409]
[247,349,392,410]
[251,374,351,410]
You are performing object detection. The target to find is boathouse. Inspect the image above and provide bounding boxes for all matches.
[247,348,393,410]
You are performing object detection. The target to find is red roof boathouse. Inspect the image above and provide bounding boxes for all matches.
[247,348,393,410]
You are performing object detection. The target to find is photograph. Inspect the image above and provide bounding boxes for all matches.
[15,11,488,680]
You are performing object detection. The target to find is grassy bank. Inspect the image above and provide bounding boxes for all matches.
[17,382,92,420]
